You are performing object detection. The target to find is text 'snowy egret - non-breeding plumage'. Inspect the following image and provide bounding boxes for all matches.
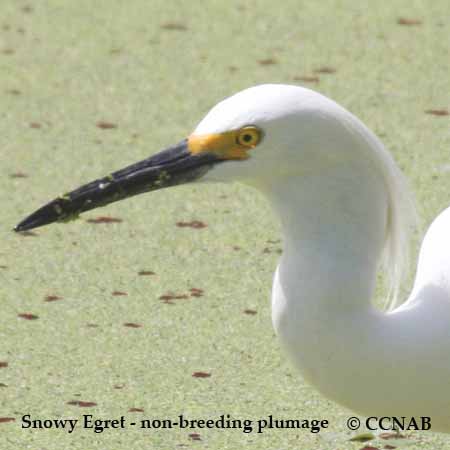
[15,84,450,432]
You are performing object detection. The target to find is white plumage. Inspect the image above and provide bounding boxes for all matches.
[197,85,450,432]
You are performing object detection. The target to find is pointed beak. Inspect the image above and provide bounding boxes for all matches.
[14,139,221,232]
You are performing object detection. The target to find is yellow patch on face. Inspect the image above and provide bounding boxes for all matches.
[188,126,262,160]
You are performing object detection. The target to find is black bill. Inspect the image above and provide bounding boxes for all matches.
[14,139,220,232]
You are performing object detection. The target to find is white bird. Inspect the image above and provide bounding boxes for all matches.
[15,84,450,433]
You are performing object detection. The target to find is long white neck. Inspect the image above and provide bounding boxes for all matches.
[266,158,388,316]
[260,160,394,413]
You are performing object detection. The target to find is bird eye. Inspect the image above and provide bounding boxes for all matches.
[236,126,262,147]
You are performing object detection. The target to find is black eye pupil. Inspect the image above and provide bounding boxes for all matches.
[242,134,252,143]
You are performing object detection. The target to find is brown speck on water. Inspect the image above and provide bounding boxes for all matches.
[359,447,379,450]
[9,172,28,178]
[189,433,202,441]
[29,122,42,129]
[67,400,97,407]
[2,24,11,31]
[0,417,15,423]
[263,247,271,254]
[159,292,189,304]
[192,371,211,378]
[244,309,257,315]
[228,66,239,73]
[293,75,320,83]
[161,22,188,31]
[6,89,21,95]
[86,216,123,224]
[379,432,406,440]
[45,295,63,302]
[17,27,25,34]
[18,230,38,237]
[314,66,336,74]
[123,322,142,328]
[232,245,241,251]
[112,290,128,296]
[0,362,8,368]
[0,383,7,388]
[176,220,207,229]
[113,383,125,389]
[110,48,122,54]
[0,265,7,270]
[258,58,277,66]
[2,49,14,55]
[96,121,118,129]
[397,17,422,26]
[128,407,144,412]
[190,288,204,297]
[86,323,98,328]
[22,5,33,13]
[18,313,38,320]
[267,239,281,244]
[425,109,449,116]
[138,270,155,276]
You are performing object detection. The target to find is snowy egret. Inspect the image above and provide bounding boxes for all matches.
[15,84,450,432]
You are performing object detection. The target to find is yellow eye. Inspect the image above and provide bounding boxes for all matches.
[236,126,262,148]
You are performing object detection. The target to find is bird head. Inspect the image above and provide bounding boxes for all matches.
[14,84,355,232]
